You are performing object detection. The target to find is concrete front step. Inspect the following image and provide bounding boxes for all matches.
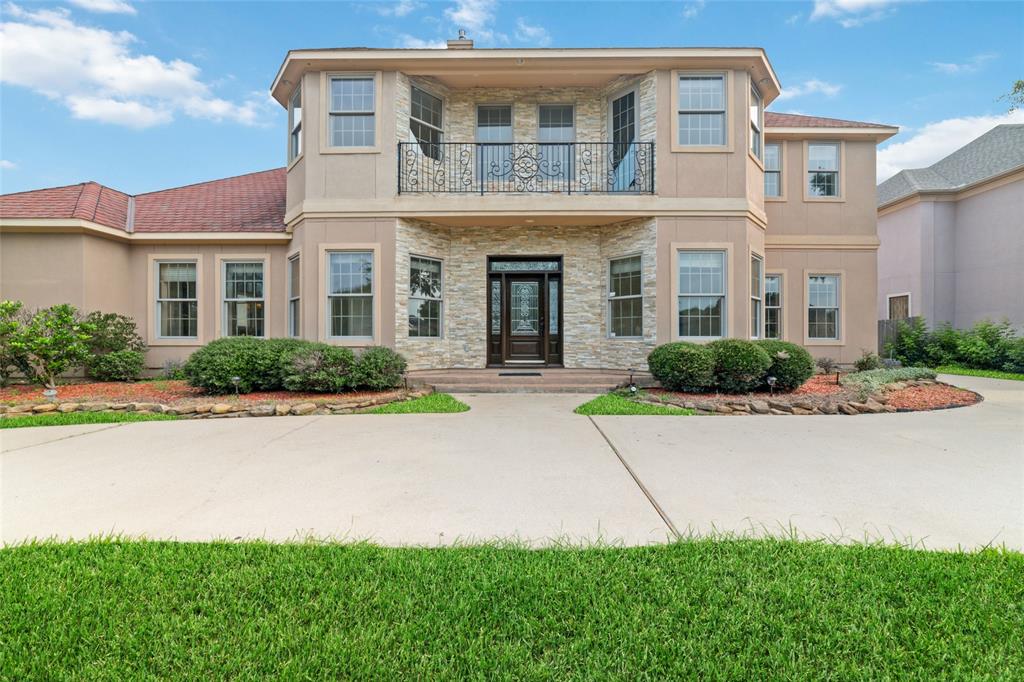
[408,368,656,394]
[430,384,618,394]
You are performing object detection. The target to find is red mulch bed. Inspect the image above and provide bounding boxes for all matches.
[0,380,401,407]
[648,374,844,401]
[887,384,979,411]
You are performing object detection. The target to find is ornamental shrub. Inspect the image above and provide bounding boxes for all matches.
[755,340,814,391]
[707,339,772,394]
[1002,338,1024,374]
[82,311,147,381]
[280,343,356,393]
[352,346,407,390]
[853,349,882,372]
[183,337,269,394]
[0,300,31,387]
[251,338,312,391]
[86,349,145,382]
[816,356,838,375]
[886,318,1021,371]
[647,342,715,392]
[9,304,95,391]
[840,367,937,399]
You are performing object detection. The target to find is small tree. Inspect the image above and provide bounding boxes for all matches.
[0,300,30,387]
[999,80,1024,112]
[10,304,95,393]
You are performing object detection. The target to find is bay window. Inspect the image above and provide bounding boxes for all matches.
[678,251,726,338]
[156,261,198,339]
[808,274,841,340]
[327,251,374,338]
[750,85,763,159]
[750,254,763,339]
[765,274,782,339]
[764,142,782,197]
[288,254,300,337]
[609,255,642,338]
[223,261,265,337]
[677,74,726,146]
[329,76,375,148]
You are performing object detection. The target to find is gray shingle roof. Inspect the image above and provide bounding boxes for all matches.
[877,124,1024,206]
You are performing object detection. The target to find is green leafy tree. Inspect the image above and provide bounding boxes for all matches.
[999,80,1024,112]
[10,304,95,392]
[0,300,30,387]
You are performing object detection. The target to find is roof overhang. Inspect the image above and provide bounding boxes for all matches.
[0,219,291,244]
[766,126,899,142]
[877,164,1024,213]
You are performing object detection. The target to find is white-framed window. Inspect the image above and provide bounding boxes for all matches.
[328,76,375,147]
[608,255,642,338]
[808,142,840,197]
[287,253,300,337]
[764,142,782,197]
[156,261,198,339]
[288,84,302,161]
[410,85,443,160]
[538,104,574,181]
[677,74,726,146]
[477,104,513,180]
[222,261,265,337]
[750,84,763,159]
[750,254,763,339]
[678,250,726,338]
[808,274,841,340]
[327,251,374,338]
[409,255,442,338]
[765,274,782,339]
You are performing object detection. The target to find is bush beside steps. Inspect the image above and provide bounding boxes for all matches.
[647,338,814,394]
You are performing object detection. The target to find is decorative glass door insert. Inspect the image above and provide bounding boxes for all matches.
[510,282,540,335]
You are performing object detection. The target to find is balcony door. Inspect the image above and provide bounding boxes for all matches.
[609,90,640,191]
[487,257,563,366]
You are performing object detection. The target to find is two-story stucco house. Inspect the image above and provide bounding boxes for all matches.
[0,40,897,371]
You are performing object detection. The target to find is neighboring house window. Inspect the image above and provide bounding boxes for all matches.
[888,294,910,320]
[409,256,442,338]
[477,105,513,180]
[808,274,841,340]
[538,104,574,181]
[288,84,302,161]
[328,76,375,147]
[764,142,782,197]
[750,254,763,339]
[678,251,726,338]
[765,274,782,339]
[677,75,726,146]
[223,261,265,337]
[808,142,840,197]
[410,86,443,160]
[750,85,763,159]
[608,255,642,338]
[327,251,374,338]
[288,254,300,337]
[156,262,198,339]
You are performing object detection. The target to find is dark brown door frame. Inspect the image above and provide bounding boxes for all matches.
[486,256,563,367]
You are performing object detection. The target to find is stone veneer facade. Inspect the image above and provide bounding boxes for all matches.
[395,218,657,370]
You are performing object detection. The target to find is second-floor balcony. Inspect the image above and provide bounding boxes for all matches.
[398,142,654,195]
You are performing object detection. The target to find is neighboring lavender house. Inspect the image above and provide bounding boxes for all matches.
[877,124,1024,331]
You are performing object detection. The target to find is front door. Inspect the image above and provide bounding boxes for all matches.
[505,276,545,362]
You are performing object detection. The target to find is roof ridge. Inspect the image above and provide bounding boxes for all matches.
[135,167,285,196]
[70,182,93,221]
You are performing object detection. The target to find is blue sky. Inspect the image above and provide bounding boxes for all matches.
[1,0,1022,194]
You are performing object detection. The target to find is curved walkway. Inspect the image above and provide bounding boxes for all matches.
[1,375,1021,549]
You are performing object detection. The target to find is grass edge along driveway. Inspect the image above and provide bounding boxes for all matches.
[1,538,1020,678]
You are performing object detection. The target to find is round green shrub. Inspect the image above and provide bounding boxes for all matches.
[755,340,814,391]
[647,342,715,392]
[280,343,356,393]
[182,337,268,394]
[252,338,313,390]
[86,349,145,382]
[708,339,772,393]
[352,346,408,390]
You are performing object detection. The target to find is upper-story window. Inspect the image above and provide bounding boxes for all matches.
[808,142,840,197]
[678,75,726,146]
[539,104,574,181]
[288,84,302,162]
[749,85,763,160]
[329,76,375,148]
[410,86,443,159]
[477,105,513,179]
[764,142,782,197]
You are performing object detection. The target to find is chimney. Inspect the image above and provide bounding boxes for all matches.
[447,29,473,49]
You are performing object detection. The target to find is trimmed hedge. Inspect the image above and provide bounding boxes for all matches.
[281,344,356,393]
[708,339,773,393]
[86,349,145,382]
[182,337,269,394]
[755,340,814,392]
[647,342,715,392]
[353,346,407,390]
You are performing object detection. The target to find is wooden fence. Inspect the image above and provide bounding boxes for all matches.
[877,316,920,355]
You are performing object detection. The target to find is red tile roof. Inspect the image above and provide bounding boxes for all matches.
[765,112,894,129]
[0,168,286,233]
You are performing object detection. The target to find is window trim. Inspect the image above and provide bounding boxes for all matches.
[671,243,733,342]
[750,251,764,340]
[803,140,845,202]
[320,71,382,154]
[409,83,445,158]
[749,82,763,165]
[149,255,202,346]
[671,70,733,153]
[287,250,301,338]
[318,243,381,345]
[764,271,785,340]
[216,255,269,339]
[607,252,644,340]
[287,82,303,167]
[887,291,913,320]
[764,140,785,201]
[804,270,845,345]
[408,253,444,340]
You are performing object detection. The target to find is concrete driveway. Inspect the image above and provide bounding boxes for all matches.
[2,375,1021,550]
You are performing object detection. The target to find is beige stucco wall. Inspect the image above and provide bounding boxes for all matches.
[1,233,88,310]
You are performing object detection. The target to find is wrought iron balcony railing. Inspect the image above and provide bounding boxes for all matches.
[398,141,654,195]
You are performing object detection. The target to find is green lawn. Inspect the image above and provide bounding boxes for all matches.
[1,539,1020,678]
[575,392,695,415]
[367,392,469,414]
[936,365,1024,381]
[0,411,179,429]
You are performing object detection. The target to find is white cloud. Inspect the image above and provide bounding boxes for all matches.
[0,159,16,170]
[682,0,705,20]
[928,53,996,75]
[810,0,901,27]
[67,0,136,15]
[514,18,550,46]
[776,79,843,101]
[876,110,1024,181]
[444,0,497,40]
[375,0,421,17]
[0,3,270,129]
[785,12,802,24]
[398,34,447,49]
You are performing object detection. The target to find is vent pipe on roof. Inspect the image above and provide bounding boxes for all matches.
[447,29,473,49]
